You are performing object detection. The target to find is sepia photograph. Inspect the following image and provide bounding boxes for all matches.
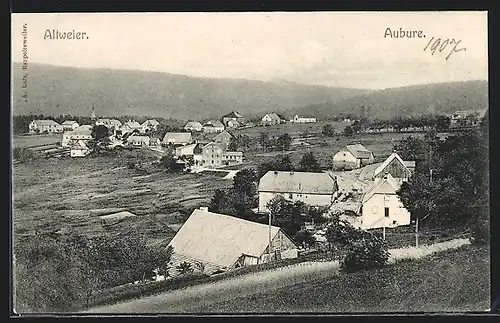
[10,11,489,315]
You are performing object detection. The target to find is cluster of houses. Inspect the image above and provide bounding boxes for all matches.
[162,143,416,277]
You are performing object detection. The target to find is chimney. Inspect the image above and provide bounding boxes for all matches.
[199,206,209,212]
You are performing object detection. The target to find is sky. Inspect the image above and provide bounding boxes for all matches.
[11,12,488,89]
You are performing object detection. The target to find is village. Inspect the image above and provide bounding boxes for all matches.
[17,107,486,283]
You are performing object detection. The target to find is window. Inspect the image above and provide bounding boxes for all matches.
[289,193,293,199]
[393,220,397,225]
[372,206,378,214]
[385,207,389,217]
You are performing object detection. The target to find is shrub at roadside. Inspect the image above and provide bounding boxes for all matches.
[341,234,390,273]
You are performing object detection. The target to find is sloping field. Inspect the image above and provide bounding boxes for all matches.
[85,239,488,314]
[12,152,231,244]
[13,134,61,149]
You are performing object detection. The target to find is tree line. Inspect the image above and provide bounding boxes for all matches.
[395,112,489,241]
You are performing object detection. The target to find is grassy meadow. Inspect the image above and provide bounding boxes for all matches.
[12,149,232,246]
[13,134,62,149]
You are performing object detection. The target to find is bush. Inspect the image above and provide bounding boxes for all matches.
[472,216,489,245]
[340,234,390,273]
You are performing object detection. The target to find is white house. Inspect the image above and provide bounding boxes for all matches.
[260,113,282,126]
[29,120,63,133]
[373,152,415,184]
[222,151,243,166]
[258,171,339,213]
[96,118,122,129]
[184,121,204,132]
[61,128,92,147]
[167,207,298,275]
[141,119,160,132]
[122,120,142,132]
[333,144,374,169]
[290,115,317,123]
[203,120,225,134]
[359,173,411,230]
[126,135,150,147]
[70,140,90,157]
[162,132,193,145]
[61,120,80,131]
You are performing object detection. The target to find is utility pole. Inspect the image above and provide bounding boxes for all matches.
[415,217,419,248]
[268,211,272,262]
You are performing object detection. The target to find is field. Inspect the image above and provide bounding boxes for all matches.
[12,149,232,246]
[234,121,352,138]
[85,243,489,313]
[13,134,61,149]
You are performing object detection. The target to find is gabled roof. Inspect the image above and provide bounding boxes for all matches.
[127,135,150,143]
[345,144,373,159]
[125,121,142,128]
[374,152,414,177]
[62,120,78,125]
[362,173,400,204]
[222,111,244,119]
[214,130,234,141]
[259,171,338,195]
[202,142,225,150]
[227,120,241,126]
[167,209,283,268]
[76,125,93,131]
[32,119,60,126]
[162,132,192,143]
[265,113,281,121]
[142,119,160,126]
[204,120,225,128]
[184,121,203,128]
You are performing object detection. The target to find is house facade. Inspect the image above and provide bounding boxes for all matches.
[226,119,241,129]
[61,120,80,131]
[184,121,204,132]
[290,115,317,123]
[141,119,160,132]
[360,173,411,230]
[222,151,243,166]
[61,129,92,147]
[221,111,245,127]
[258,171,339,212]
[203,120,225,134]
[70,140,90,157]
[201,142,224,168]
[213,130,234,148]
[167,207,298,275]
[162,132,193,145]
[373,152,415,183]
[127,135,150,147]
[29,120,63,133]
[260,113,282,126]
[96,118,122,129]
[333,144,374,169]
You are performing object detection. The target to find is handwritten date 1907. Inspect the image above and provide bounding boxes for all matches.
[423,36,466,60]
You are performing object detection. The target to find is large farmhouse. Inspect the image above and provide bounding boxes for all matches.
[167,207,298,275]
[61,128,92,147]
[333,144,374,169]
[184,121,204,132]
[359,173,411,230]
[260,113,282,126]
[258,171,339,212]
[29,120,63,133]
[162,132,193,146]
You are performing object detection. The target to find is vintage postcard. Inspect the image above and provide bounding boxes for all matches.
[11,12,490,315]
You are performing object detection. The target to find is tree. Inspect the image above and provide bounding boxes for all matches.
[343,125,354,136]
[340,234,390,273]
[259,132,270,152]
[88,125,111,153]
[257,155,293,178]
[176,261,194,275]
[228,136,238,152]
[159,150,184,173]
[298,152,322,172]
[435,115,451,132]
[276,133,292,151]
[293,229,316,249]
[322,124,336,137]
[232,168,258,197]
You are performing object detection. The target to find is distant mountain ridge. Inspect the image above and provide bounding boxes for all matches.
[12,63,370,121]
[293,80,488,120]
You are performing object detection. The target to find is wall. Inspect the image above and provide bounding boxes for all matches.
[361,193,410,229]
[258,191,333,212]
[202,145,223,168]
[374,157,411,180]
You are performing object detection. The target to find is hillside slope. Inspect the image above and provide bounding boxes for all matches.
[11,63,369,120]
[295,80,488,120]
